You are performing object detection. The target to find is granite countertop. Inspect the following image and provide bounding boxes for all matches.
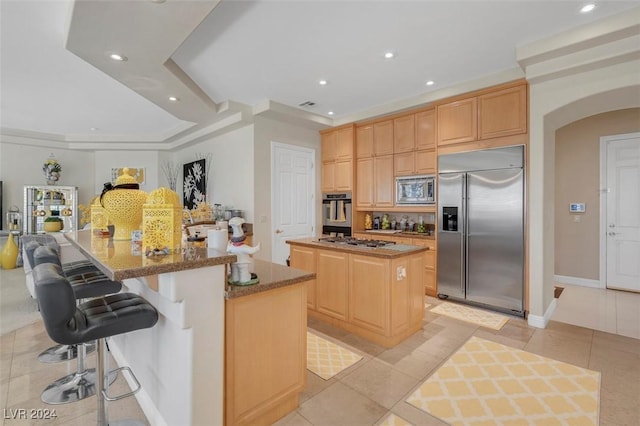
[360,230,436,240]
[286,237,428,258]
[65,230,237,281]
[225,259,315,299]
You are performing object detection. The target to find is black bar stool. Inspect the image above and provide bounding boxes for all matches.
[32,245,123,405]
[34,262,158,425]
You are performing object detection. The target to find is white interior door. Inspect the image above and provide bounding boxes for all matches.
[271,142,315,265]
[605,133,640,292]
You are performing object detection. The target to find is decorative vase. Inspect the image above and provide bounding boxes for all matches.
[43,221,63,232]
[43,155,61,185]
[1,233,19,270]
[101,168,147,241]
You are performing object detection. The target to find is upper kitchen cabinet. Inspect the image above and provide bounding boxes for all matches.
[356,125,374,159]
[373,120,394,156]
[393,115,415,153]
[437,97,477,146]
[321,125,354,192]
[356,155,393,209]
[478,85,527,140]
[415,109,436,150]
[436,82,528,147]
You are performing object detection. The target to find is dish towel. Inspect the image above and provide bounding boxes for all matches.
[336,200,346,222]
[329,200,336,221]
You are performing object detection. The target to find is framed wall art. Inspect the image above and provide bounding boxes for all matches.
[183,159,206,209]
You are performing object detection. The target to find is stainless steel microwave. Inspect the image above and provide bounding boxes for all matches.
[396,175,436,205]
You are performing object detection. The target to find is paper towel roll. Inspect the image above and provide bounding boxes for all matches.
[207,228,228,252]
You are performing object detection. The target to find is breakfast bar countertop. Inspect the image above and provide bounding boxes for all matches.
[64,229,237,281]
[286,236,428,258]
[225,259,315,299]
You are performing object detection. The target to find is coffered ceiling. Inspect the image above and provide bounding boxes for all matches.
[1,0,638,149]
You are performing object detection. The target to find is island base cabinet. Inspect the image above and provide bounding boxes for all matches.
[225,283,307,426]
[289,245,317,309]
[316,249,349,321]
[349,255,389,334]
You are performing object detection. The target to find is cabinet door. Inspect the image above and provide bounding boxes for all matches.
[349,254,389,333]
[334,160,353,191]
[374,155,394,207]
[415,109,436,150]
[424,269,436,297]
[289,246,317,309]
[437,97,477,146]
[321,131,337,162]
[394,152,414,176]
[336,126,354,160]
[478,85,527,140]
[409,254,426,323]
[356,125,374,159]
[321,162,335,192]
[412,239,437,296]
[373,120,394,156]
[393,115,415,153]
[316,250,349,320]
[415,149,436,175]
[356,158,374,208]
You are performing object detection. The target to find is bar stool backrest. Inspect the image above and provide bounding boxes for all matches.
[32,263,78,345]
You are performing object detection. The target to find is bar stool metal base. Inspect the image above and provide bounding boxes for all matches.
[37,342,96,363]
[40,369,117,405]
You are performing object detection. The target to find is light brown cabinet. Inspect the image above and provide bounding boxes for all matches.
[288,242,425,348]
[478,85,527,140]
[437,97,478,146]
[316,249,349,321]
[356,125,374,159]
[394,149,436,176]
[437,83,527,147]
[225,283,306,426]
[289,245,317,309]
[356,155,393,208]
[321,125,354,192]
[373,120,394,156]
[411,238,437,296]
[393,115,415,153]
[415,109,436,150]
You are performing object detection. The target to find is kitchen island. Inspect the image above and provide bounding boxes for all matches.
[65,230,313,426]
[287,237,427,348]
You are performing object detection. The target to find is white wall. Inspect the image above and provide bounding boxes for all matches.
[0,142,95,226]
[173,125,255,222]
[253,116,321,262]
[528,59,640,323]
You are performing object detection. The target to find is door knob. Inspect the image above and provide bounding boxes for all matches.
[275,229,283,234]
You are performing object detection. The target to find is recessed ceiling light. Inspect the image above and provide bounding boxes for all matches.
[109,53,127,62]
[90,127,99,131]
[328,111,334,116]
[580,4,595,13]
[426,80,435,86]
[168,96,179,102]
[319,80,328,86]
[384,52,395,59]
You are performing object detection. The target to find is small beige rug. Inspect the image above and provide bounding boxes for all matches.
[378,413,413,426]
[406,336,601,426]
[307,331,363,380]
[430,302,508,330]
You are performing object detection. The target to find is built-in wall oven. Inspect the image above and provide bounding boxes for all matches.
[322,192,352,236]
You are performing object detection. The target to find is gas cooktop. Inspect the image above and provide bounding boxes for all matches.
[317,236,397,248]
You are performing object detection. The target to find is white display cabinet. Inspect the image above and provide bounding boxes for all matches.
[23,185,78,234]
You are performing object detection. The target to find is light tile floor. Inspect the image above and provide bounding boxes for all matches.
[552,283,640,339]
[1,286,639,425]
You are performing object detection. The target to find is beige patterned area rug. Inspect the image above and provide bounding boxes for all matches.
[406,336,601,426]
[306,331,363,380]
[379,413,414,426]
[430,302,509,330]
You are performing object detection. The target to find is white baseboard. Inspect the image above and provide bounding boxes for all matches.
[554,274,602,289]
[108,340,168,426]
[527,298,557,329]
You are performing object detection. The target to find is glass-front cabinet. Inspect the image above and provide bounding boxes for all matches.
[23,185,78,234]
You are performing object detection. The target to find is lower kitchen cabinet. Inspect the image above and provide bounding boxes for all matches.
[289,245,317,309]
[225,283,307,426]
[289,242,425,348]
[316,249,349,321]
[411,238,437,296]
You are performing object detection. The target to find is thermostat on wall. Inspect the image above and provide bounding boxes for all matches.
[569,203,585,213]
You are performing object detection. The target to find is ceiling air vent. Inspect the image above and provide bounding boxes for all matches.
[298,101,316,108]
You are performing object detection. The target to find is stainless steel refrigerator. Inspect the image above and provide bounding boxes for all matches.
[437,146,525,316]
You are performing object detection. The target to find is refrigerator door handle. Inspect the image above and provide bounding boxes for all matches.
[461,174,467,296]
